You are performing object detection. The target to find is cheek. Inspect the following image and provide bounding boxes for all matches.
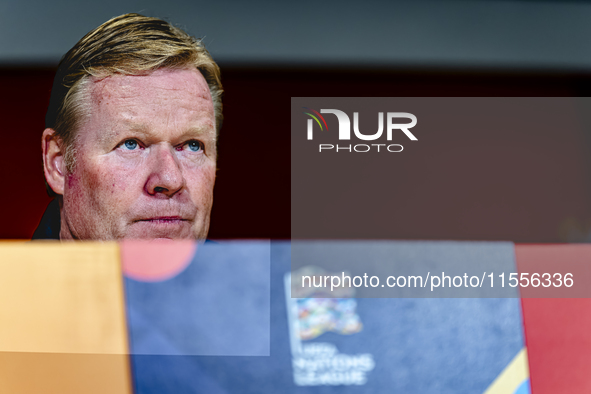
[69,160,138,205]
[81,166,115,194]
[65,173,83,199]
[186,166,216,205]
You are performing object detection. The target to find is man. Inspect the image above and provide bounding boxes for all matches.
[33,13,223,240]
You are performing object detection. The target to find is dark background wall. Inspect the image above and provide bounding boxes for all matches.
[3,0,591,241]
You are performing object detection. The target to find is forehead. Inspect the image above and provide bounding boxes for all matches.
[91,67,211,100]
[86,68,214,131]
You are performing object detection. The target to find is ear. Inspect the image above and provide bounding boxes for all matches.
[42,128,66,195]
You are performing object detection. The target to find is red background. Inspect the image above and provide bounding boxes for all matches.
[3,67,591,241]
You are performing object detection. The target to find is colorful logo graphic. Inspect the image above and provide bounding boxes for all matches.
[296,298,363,340]
[290,266,363,340]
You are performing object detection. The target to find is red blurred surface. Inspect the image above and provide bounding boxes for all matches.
[518,245,591,393]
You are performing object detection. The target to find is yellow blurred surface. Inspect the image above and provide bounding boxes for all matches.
[484,348,529,394]
[0,352,132,394]
[0,242,131,393]
[0,242,128,354]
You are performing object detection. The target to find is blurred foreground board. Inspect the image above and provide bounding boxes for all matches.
[12,240,591,393]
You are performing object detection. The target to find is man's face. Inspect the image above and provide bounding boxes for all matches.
[59,68,216,240]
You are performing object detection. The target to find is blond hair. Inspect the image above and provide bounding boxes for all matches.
[45,13,223,177]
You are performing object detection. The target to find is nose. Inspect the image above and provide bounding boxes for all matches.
[145,144,185,197]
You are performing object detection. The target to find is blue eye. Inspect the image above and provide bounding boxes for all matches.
[186,141,203,152]
[123,140,138,150]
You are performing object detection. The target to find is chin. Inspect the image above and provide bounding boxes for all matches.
[122,220,198,240]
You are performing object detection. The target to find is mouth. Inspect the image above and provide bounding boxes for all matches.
[130,216,193,238]
[128,211,197,239]
[135,216,188,224]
